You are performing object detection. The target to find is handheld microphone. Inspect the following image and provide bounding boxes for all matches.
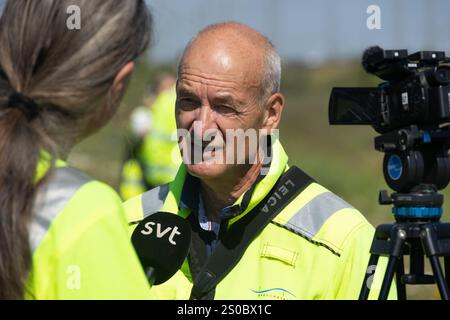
[131,212,191,285]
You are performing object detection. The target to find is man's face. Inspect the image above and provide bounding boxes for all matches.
[176,43,267,180]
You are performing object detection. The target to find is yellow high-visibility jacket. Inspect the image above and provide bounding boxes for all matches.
[125,138,395,300]
[25,157,152,299]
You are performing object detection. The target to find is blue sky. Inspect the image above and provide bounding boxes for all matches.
[1,0,449,64]
[146,0,450,63]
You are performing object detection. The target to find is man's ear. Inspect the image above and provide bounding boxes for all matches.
[262,92,285,132]
[112,62,135,96]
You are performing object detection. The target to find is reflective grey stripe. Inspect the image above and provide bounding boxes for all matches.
[30,167,92,252]
[149,130,177,142]
[284,192,353,241]
[141,184,170,218]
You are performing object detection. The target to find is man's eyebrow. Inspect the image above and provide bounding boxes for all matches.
[213,94,245,108]
[177,87,197,96]
[213,94,235,102]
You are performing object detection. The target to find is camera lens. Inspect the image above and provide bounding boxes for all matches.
[436,67,450,84]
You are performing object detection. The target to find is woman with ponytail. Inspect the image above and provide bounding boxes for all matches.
[0,0,153,299]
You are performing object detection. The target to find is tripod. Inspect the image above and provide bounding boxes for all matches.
[359,191,450,300]
[359,126,450,300]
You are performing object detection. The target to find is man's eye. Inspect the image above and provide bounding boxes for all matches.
[215,105,236,114]
[177,98,199,110]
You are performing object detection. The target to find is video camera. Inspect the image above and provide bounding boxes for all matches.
[329,46,450,134]
[330,47,450,300]
[329,47,450,196]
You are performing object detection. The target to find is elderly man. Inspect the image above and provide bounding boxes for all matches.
[125,22,393,300]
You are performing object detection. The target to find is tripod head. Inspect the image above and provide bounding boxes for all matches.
[375,125,450,220]
[364,126,450,300]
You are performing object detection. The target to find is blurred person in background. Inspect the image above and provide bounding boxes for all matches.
[120,74,181,200]
[0,0,153,299]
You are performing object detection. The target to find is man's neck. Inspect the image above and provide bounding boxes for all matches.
[200,162,262,223]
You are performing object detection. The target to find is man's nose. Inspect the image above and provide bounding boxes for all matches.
[192,104,218,137]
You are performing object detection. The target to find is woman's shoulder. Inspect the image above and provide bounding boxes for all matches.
[36,166,122,216]
[32,166,126,250]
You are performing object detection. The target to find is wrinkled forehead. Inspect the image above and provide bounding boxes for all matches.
[178,37,264,90]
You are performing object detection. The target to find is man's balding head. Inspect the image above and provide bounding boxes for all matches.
[179,22,281,101]
[175,22,285,181]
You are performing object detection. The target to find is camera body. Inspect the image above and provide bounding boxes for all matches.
[329,47,450,134]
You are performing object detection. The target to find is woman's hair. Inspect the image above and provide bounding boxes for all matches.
[0,0,152,299]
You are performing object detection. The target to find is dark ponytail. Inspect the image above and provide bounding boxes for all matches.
[0,86,43,299]
[0,0,152,299]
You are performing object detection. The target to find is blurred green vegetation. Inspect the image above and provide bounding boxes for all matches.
[69,59,447,299]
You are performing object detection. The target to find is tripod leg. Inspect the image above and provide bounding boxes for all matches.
[378,255,400,300]
[445,257,450,293]
[378,227,407,300]
[395,256,406,300]
[359,254,380,300]
[429,256,450,300]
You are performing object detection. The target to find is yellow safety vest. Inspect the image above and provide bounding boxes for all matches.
[125,138,395,300]
[26,157,153,299]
